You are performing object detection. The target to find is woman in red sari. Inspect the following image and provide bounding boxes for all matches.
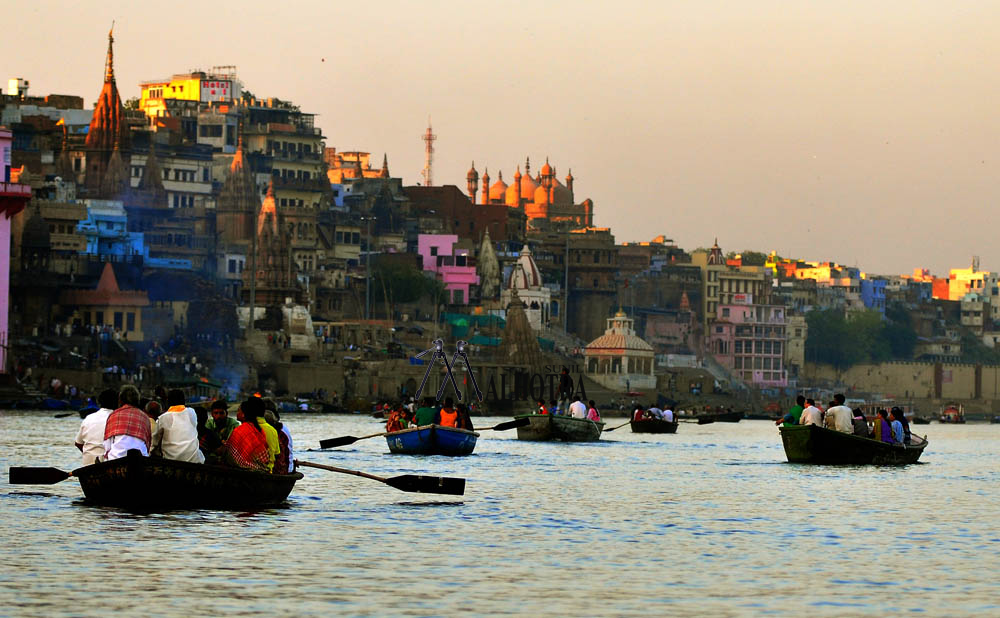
[224,398,270,472]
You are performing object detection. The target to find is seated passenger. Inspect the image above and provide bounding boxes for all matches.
[152,389,205,463]
[661,407,675,422]
[74,388,119,466]
[799,399,823,426]
[536,400,549,415]
[258,399,281,472]
[568,396,588,419]
[633,406,645,422]
[103,385,152,460]
[386,405,409,432]
[414,397,439,426]
[587,400,602,422]
[456,403,475,430]
[224,398,271,472]
[207,399,240,442]
[264,410,291,474]
[195,406,224,464]
[549,399,560,415]
[892,407,912,444]
[851,409,870,437]
[144,400,162,435]
[890,408,906,445]
[647,406,663,420]
[438,397,459,428]
[873,409,894,443]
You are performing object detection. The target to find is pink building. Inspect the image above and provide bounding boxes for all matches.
[0,127,33,372]
[708,297,788,387]
[417,234,478,305]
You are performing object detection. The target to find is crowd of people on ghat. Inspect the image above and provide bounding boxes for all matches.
[73,385,295,474]
[777,393,913,445]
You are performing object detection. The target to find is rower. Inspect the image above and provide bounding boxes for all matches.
[152,389,205,463]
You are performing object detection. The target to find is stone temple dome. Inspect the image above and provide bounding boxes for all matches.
[507,245,542,290]
[489,171,508,201]
[585,310,654,353]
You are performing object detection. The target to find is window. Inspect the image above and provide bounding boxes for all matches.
[593,278,599,288]
[452,289,464,304]
[114,312,123,330]
[203,168,209,182]
[456,255,467,266]
[593,251,600,263]
[735,341,743,354]
[126,313,135,331]
[430,247,438,256]
[722,307,730,317]
[335,231,343,243]
[229,259,237,274]
[95,311,103,324]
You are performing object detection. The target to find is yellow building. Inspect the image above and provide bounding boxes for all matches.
[139,68,242,118]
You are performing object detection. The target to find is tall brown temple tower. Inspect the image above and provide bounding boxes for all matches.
[242,181,299,307]
[217,136,258,246]
[85,27,130,197]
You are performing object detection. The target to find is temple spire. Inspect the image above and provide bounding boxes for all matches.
[105,23,116,83]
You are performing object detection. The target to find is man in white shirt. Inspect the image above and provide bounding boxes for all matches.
[568,396,588,419]
[799,399,823,427]
[647,406,663,419]
[825,393,855,433]
[662,408,675,422]
[152,389,205,463]
[74,388,118,465]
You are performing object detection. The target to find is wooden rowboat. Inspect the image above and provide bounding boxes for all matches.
[73,452,302,510]
[630,418,678,434]
[696,410,743,424]
[779,424,927,465]
[385,424,479,456]
[515,414,604,442]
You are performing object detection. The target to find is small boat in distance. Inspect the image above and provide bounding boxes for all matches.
[939,404,966,424]
[630,418,678,434]
[515,414,604,442]
[779,424,927,465]
[73,452,302,510]
[385,424,479,456]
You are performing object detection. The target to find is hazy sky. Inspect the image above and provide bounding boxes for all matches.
[4,1,999,276]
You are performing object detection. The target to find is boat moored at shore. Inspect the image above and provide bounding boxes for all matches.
[630,418,678,434]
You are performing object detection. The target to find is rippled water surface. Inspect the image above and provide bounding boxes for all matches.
[2,410,999,616]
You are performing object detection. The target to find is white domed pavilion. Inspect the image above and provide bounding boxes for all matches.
[584,310,656,391]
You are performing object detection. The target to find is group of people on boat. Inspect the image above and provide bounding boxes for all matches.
[632,405,675,423]
[534,396,602,421]
[778,394,912,445]
[73,385,295,474]
[384,397,475,432]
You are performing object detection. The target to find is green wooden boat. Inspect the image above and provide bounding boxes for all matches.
[514,414,604,442]
[779,424,927,465]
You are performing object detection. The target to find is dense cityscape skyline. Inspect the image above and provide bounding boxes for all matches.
[4,1,1000,275]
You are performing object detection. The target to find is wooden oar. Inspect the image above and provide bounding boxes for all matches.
[54,412,75,418]
[9,466,74,484]
[476,417,530,432]
[295,460,465,496]
[319,417,530,448]
[319,431,388,449]
[603,420,632,432]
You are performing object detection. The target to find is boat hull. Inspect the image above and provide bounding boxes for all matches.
[698,411,743,423]
[630,419,678,434]
[72,454,302,510]
[515,414,604,442]
[385,424,478,456]
[779,424,927,465]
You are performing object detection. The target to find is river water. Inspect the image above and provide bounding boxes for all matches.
[1,410,998,617]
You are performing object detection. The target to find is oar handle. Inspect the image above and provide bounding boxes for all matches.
[296,460,386,483]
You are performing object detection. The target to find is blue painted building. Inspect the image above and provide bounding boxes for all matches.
[860,277,887,316]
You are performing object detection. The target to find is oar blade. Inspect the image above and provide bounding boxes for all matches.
[9,467,71,485]
[385,474,466,496]
[491,417,531,432]
[319,436,359,449]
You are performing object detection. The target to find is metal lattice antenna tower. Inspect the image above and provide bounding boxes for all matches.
[421,118,436,186]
